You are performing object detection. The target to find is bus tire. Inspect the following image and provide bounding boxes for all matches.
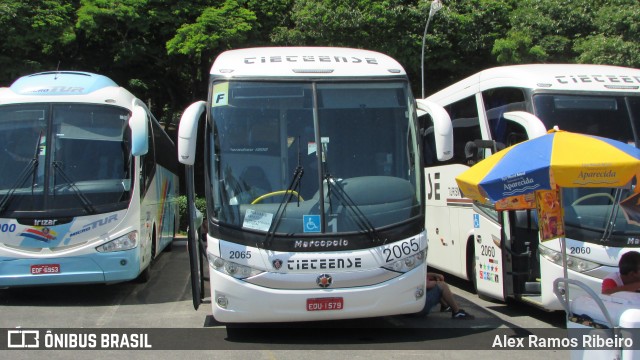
[467,239,478,294]
[164,219,177,253]
[135,229,156,283]
[136,266,151,283]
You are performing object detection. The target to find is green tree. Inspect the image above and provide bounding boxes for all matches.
[245,0,295,45]
[269,0,430,92]
[574,1,640,67]
[0,0,76,82]
[492,0,640,67]
[425,0,515,91]
[166,0,256,56]
[75,0,190,126]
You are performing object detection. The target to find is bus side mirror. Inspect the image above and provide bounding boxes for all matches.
[178,101,206,166]
[417,99,453,161]
[503,111,547,139]
[129,105,148,156]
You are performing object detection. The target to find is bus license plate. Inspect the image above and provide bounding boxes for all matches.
[30,264,60,275]
[306,297,343,311]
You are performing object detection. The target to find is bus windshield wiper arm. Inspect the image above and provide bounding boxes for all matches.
[0,159,38,214]
[52,161,96,214]
[324,174,383,243]
[601,188,624,242]
[263,164,304,247]
[0,131,43,214]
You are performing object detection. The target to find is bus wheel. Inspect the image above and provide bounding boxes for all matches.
[467,240,478,294]
[136,266,151,283]
[135,230,156,283]
[164,220,176,253]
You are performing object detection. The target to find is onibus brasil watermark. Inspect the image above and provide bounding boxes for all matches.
[7,329,152,349]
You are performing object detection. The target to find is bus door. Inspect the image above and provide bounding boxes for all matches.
[472,203,507,301]
[506,209,542,305]
[177,101,207,310]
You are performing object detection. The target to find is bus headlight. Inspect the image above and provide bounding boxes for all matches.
[96,231,138,252]
[207,252,263,279]
[382,250,426,273]
[539,245,600,273]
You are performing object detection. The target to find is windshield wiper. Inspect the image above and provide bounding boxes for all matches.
[0,159,39,214]
[52,161,96,214]
[601,188,624,242]
[0,131,43,214]
[324,174,384,243]
[263,164,304,247]
[263,137,305,247]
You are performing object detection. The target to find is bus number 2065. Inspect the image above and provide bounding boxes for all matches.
[383,239,420,263]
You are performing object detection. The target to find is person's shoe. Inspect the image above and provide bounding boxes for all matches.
[452,309,474,320]
[440,304,452,312]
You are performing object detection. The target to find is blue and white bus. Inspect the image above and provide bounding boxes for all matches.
[0,71,180,286]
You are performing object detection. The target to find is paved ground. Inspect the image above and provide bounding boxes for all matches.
[0,239,572,359]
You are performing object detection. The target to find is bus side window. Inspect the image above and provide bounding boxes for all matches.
[140,121,155,196]
[482,87,527,148]
[419,114,437,166]
[505,124,528,147]
[444,96,481,165]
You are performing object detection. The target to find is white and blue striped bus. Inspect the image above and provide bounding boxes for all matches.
[0,71,180,286]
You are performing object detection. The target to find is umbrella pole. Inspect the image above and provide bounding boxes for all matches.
[560,236,570,314]
[558,190,570,314]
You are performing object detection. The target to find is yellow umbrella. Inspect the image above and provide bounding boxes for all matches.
[455,129,640,298]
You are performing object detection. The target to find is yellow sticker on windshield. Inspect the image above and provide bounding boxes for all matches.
[212,82,229,107]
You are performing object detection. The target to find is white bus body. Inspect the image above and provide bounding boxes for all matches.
[178,47,453,322]
[0,72,180,286]
[419,64,640,310]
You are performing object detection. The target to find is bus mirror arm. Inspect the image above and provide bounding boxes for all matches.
[178,101,207,166]
[503,111,547,139]
[474,139,499,153]
[416,99,453,161]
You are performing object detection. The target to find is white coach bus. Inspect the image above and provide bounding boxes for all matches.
[178,47,453,322]
[419,64,640,310]
[0,71,180,286]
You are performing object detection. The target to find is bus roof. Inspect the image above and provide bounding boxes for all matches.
[0,71,138,109]
[210,47,407,78]
[428,64,640,104]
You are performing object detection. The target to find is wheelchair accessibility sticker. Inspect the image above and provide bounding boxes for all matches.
[473,214,480,228]
[303,215,321,233]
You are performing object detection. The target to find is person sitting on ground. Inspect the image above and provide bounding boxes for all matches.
[424,272,474,319]
[602,251,640,295]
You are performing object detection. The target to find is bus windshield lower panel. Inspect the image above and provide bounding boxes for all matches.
[208,81,421,241]
[563,187,640,248]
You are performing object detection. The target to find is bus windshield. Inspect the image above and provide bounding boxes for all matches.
[563,187,640,248]
[533,94,640,145]
[533,94,640,247]
[0,104,132,217]
[208,81,421,236]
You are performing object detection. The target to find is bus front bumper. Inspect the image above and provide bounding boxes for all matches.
[0,249,141,287]
[208,265,427,323]
[540,256,617,311]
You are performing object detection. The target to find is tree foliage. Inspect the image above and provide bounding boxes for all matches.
[492,0,640,67]
[1,0,639,128]
[0,1,75,81]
